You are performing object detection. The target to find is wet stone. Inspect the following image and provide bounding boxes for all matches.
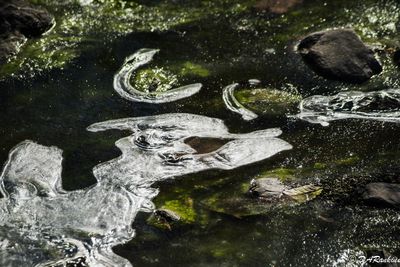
[363,183,400,208]
[154,209,181,223]
[249,178,285,199]
[249,178,322,203]
[0,0,54,63]
[298,29,382,83]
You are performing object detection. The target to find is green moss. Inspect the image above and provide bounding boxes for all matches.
[179,62,210,77]
[1,0,257,78]
[235,88,302,116]
[335,156,360,166]
[133,67,179,93]
[259,168,297,181]
[161,198,196,224]
[313,163,327,170]
[202,193,268,218]
[211,245,231,258]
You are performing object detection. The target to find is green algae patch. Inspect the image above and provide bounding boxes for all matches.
[313,162,327,170]
[133,67,179,93]
[235,88,302,116]
[259,167,297,181]
[0,0,256,78]
[179,62,210,77]
[147,197,197,230]
[335,155,360,166]
[161,198,196,224]
[202,192,268,218]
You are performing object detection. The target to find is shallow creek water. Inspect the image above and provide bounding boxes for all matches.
[0,0,400,266]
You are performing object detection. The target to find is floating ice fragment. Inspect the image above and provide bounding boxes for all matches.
[222,83,259,121]
[0,141,140,266]
[296,89,400,126]
[0,113,292,266]
[114,48,202,103]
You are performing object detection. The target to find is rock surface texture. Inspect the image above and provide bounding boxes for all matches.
[363,183,400,208]
[298,29,382,83]
[0,0,54,63]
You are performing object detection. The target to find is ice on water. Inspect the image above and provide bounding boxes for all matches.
[297,89,400,126]
[114,49,202,103]
[0,113,292,266]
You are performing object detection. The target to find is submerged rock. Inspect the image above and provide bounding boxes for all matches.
[363,183,400,208]
[249,178,285,199]
[222,83,301,121]
[235,88,302,116]
[254,0,303,14]
[298,29,382,83]
[249,178,322,203]
[0,32,26,63]
[155,209,181,223]
[148,199,196,230]
[184,136,232,154]
[0,0,54,63]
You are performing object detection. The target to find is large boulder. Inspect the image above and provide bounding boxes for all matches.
[298,29,382,83]
[0,0,54,63]
[363,183,400,208]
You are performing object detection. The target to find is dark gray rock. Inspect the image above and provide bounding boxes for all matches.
[0,32,26,64]
[363,183,400,208]
[249,178,285,199]
[0,0,53,63]
[298,29,382,83]
[0,0,54,37]
[154,209,181,223]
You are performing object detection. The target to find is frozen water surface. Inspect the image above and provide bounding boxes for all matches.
[222,83,258,121]
[0,114,291,266]
[297,89,400,126]
[113,49,202,103]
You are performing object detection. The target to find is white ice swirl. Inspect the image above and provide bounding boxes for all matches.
[222,83,258,121]
[296,89,400,126]
[113,49,202,103]
[0,113,292,266]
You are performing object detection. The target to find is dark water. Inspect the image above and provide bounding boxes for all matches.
[1,0,400,266]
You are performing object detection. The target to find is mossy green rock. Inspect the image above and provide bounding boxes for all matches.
[147,198,197,230]
[235,88,302,116]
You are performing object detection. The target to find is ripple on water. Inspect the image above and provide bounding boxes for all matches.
[0,113,292,266]
[113,49,202,103]
[296,89,400,126]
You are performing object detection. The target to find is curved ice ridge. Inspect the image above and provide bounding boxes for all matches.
[296,89,400,126]
[114,48,202,103]
[0,113,292,266]
[222,83,258,121]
